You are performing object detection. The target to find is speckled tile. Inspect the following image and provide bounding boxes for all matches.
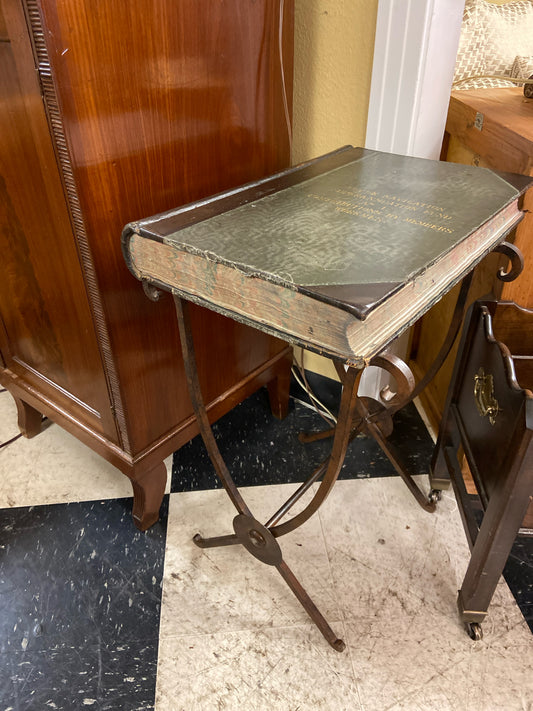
[155,478,532,710]
[158,484,341,638]
[317,477,533,711]
[155,625,362,711]
[0,497,168,709]
[500,534,533,634]
[170,376,533,639]
[2,643,158,711]
[316,477,470,622]
[0,391,172,508]
[171,383,435,492]
[342,585,533,711]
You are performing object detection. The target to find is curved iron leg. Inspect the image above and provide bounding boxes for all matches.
[175,297,252,519]
[311,276,474,510]
[391,272,474,415]
[277,560,345,652]
[360,406,436,513]
[173,297,352,650]
[269,364,363,538]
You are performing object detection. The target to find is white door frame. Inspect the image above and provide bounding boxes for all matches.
[366,0,465,159]
[359,0,464,399]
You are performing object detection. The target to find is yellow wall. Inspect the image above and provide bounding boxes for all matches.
[292,0,379,165]
[291,1,378,377]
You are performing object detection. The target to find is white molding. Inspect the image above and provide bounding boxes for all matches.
[366,0,464,159]
[360,0,464,398]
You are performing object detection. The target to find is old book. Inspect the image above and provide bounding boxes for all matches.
[122,146,532,366]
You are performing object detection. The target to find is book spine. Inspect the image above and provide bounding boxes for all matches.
[127,199,523,364]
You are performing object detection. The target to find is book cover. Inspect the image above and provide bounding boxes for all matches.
[122,147,532,364]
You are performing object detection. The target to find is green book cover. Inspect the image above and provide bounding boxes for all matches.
[129,147,530,320]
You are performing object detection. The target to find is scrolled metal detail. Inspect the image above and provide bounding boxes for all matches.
[493,242,524,282]
[473,367,500,425]
[368,351,415,408]
[142,280,164,301]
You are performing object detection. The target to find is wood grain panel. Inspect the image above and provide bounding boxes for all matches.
[0,0,116,438]
[0,1,7,39]
[444,89,533,176]
[34,0,293,454]
[444,89,533,309]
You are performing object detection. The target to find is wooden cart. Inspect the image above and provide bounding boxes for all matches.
[431,299,533,640]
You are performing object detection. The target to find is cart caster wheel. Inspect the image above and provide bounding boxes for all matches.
[428,489,442,504]
[465,622,483,641]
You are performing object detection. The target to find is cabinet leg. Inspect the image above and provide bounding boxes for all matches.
[266,352,292,420]
[14,396,44,438]
[130,460,167,531]
[429,438,452,491]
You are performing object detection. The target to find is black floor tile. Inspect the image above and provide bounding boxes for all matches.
[171,375,435,492]
[2,642,158,711]
[0,496,168,710]
[503,536,533,633]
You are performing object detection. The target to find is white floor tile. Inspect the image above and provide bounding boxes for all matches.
[317,477,470,621]
[156,624,362,711]
[159,485,341,638]
[156,477,533,710]
[0,391,171,507]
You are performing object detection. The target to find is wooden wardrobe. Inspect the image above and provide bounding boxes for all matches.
[0,0,294,529]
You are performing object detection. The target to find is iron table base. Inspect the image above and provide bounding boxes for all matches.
[172,243,522,650]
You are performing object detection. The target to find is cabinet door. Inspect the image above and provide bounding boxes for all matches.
[31,0,293,455]
[0,0,117,441]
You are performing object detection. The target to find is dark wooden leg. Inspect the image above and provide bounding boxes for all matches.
[429,439,453,491]
[14,396,44,438]
[267,351,292,420]
[456,438,533,639]
[129,460,167,531]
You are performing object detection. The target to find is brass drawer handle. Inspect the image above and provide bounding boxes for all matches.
[474,368,500,425]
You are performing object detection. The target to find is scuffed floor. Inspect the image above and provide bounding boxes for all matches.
[1,377,531,710]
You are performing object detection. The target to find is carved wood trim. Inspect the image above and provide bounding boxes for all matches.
[22,0,131,453]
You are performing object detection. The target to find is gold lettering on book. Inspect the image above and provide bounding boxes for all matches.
[307,189,455,234]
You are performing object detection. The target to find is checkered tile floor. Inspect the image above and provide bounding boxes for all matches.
[1,379,532,710]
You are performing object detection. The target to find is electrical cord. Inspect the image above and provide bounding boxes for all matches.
[0,432,23,450]
[278,0,293,157]
[0,387,23,449]
[291,351,338,425]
